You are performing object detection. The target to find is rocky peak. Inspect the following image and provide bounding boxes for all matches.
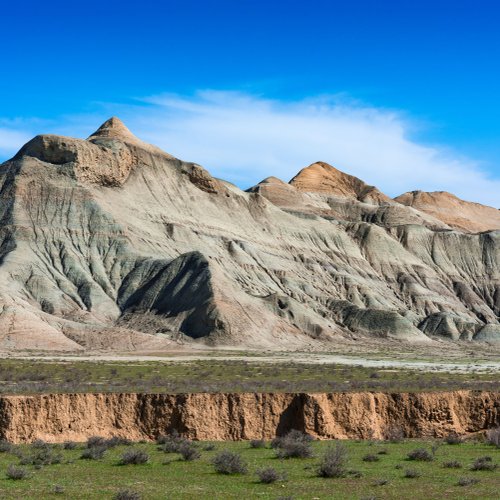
[289,161,392,204]
[88,117,139,143]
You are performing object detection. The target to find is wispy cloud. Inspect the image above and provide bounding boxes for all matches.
[1,91,499,207]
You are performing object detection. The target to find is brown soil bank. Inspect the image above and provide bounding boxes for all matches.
[0,391,498,443]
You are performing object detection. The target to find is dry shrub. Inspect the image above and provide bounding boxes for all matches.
[317,443,348,478]
[212,450,247,474]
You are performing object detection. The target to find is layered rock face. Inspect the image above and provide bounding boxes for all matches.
[0,118,498,350]
[0,391,497,443]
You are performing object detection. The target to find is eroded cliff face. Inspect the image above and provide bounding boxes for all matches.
[0,117,498,351]
[0,391,497,443]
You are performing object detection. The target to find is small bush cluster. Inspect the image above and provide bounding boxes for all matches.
[6,464,28,480]
[316,443,348,478]
[249,439,266,449]
[362,453,380,462]
[385,426,405,443]
[158,431,190,453]
[457,477,480,487]
[444,433,463,445]
[0,440,13,453]
[63,441,77,450]
[470,456,497,471]
[212,450,247,474]
[443,460,462,468]
[256,466,286,484]
[273,430,313,459]
[87,436,131,449]
[81,446,107,460]
[178,442,200,461]
[120,449,149,465]
[407,448,433,462]
[485,427,500,448]
[20,445,62,467]
[403,468,421,478]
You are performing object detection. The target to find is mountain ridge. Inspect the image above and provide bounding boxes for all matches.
[0,118,498,352]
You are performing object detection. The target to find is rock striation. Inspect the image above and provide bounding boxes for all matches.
[0,391,497,443]
[0,118,498,350]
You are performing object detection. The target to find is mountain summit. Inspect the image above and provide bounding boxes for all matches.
[0,118,498,351]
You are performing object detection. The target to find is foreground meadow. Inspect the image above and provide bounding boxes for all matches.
[0,435,497,499]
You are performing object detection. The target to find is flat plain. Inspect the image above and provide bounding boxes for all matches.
[0,438,498,499]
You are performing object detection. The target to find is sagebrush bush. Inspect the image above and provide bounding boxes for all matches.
[86,436,130,450]
[457,477,479,487]
[203,443,216,451]
[6,464,28,480]
[20,447,62,466]
[158,431,190,453]
[404,468,421,478]
[81,446,106,460]
[256,467,286,484]
[444,433,463,445]
[63,441,77,450]
[250,439,266,449]
[0,440,12,453]
[471,456,496,471]
[212,450,247,474]
[87,436,107,448]
[316,443,348,478]
[443,460,462,468]
[407,448,433,461]
[485,427,500,448]
[178,442,200,461]
[120,449,149,465]
[114,489,141,500]
[273,430,313,459]
[106,436,132,448]
[362,453,380,462]
[31,439,49,449]
[385,426,405,443]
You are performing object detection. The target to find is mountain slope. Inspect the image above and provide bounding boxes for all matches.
[0,118,498,351]
[395,190,500,233]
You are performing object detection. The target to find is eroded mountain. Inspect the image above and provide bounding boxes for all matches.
[0,118,498,351]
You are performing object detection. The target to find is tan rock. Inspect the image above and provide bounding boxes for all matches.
[395,190,500,233]
[0,391,497,443]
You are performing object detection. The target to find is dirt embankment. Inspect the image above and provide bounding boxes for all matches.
[0,391,498,443]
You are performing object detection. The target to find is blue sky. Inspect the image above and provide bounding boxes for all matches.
[1,0,499,205]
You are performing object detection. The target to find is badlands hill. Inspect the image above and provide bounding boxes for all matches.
[0,118,498,352]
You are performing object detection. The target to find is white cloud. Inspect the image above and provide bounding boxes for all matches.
[0,128,32,156]
[1,91,499,207]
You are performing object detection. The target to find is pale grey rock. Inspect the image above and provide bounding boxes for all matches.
[0,118,498,351]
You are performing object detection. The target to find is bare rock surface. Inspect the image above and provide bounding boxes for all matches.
[395,190,500,233]
[0,391,497,443]
[0,118,498,351]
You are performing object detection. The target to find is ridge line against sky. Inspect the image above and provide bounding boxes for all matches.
[1,1,499,206]
[0,90,499,208]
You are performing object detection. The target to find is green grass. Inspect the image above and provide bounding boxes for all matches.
[0,359,497,395]
[0,439,497,499]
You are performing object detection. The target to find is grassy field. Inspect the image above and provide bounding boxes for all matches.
[0,437,497,499]
[0,358,497,394]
